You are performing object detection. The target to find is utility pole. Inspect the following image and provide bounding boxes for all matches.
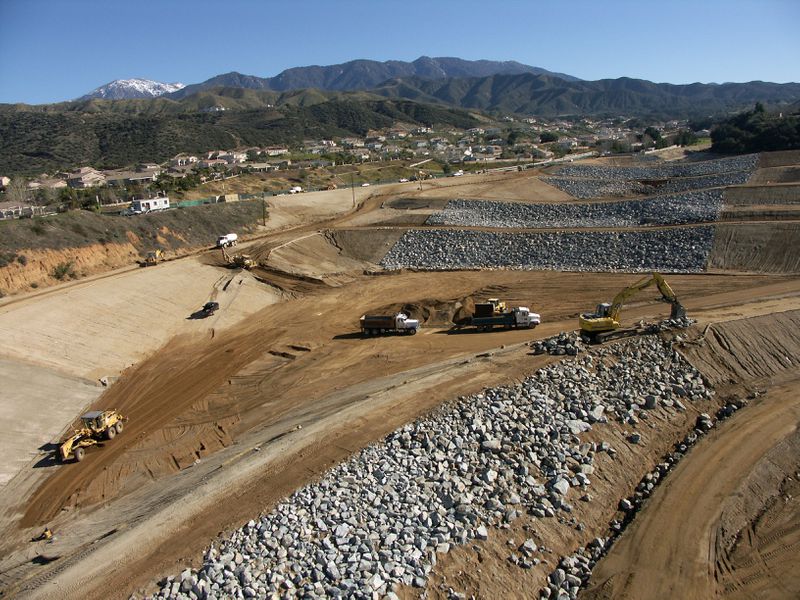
[350,172,355,208]
[262,196,267,226]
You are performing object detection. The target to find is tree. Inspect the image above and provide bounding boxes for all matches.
[4,178,29,205]
[644,126,662,141]
[539,131,559,143]
[675,130,698,146]
[507,130,520,146]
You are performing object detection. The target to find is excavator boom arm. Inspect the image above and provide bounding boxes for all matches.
[607,273,682,322]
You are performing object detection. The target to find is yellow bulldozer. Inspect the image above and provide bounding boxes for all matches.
[579,273,686,343]
[57,410,127,462]
[486,298,508,314]
[143,249,164,266]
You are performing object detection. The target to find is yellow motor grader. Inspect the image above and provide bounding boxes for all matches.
[57,410,127,462]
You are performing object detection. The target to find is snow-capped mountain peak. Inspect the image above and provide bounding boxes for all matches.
[78,78,186,100]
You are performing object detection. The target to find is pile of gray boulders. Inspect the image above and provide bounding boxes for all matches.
[555,154,758,180]
[426,190,724,228]
[151,336,712,600]
[643,315,695,334]
[543,171,752,200]
[541,154,758,200]
[530,333,585,356]
[539,177,651,199]
[380,227,715,273]
[541,538,606,600]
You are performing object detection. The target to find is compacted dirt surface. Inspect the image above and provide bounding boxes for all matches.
[1,156,799,599]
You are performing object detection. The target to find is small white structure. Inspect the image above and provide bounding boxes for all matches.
[131,197,170,213]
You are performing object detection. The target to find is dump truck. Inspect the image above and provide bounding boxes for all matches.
[468,303,540,331]
[216,233,238,248]
[57,410,126,462]
[360,312,419,336]
[579,272,686,343]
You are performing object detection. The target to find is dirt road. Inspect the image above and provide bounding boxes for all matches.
[582,377,800,600]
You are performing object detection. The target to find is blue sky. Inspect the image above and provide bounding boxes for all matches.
[0,0,798,104]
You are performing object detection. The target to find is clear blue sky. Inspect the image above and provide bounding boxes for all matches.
[1,0,798,104]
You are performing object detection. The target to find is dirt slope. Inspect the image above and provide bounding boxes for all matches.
[582,311,800,600]
[581,379,800,600]
[679,309,800,387]
[709,223,800,273]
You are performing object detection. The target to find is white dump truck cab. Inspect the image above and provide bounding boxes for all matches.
[514,307,541,327]
[396,312,420,333]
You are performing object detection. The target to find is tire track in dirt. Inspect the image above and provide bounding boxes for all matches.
[20,325,286,527]
[582,377,800,599]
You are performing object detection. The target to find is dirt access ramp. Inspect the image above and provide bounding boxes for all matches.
[582,310,800,600]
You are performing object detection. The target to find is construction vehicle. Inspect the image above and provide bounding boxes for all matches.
[216,233,238,248]
[57,410,126,463]
[486,298,507,314]
[199,301,219,317]
[143,249,164,266]
[467,302,540,331]
[579,272,687,343]
[221,246,255,269]
[360,312,419,336]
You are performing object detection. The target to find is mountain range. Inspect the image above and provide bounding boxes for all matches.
[167,56,579,99]
[72,56,800,120]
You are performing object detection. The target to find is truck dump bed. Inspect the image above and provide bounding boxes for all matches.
[360,315,396,328]
[473,303,496,318]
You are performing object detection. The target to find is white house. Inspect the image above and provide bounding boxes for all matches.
[131,197,170,213]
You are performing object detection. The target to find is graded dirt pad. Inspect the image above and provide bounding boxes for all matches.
[745,166,800,185]
[406,170,576,203]
[715,427,800,600]
[263,231,372,277]
[708,222,800,273]
[724,183,800,205]
[678,309,800,388]
[330,229,407,265]
[756,149,800,168]
[0,257,281,380]
[0,359,102,487]
[581,379,800,600]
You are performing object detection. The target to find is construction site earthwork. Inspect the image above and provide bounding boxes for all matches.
[2,149,800,600]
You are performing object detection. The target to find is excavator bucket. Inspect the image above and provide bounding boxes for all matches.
[670,302,687,320]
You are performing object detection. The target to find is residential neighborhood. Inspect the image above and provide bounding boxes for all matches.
[0,115,703,219]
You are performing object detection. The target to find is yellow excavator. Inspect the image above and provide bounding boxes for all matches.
[221,246,255,269]
[579,273,686,343]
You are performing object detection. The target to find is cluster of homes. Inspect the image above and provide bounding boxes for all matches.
[1,116,700,219]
